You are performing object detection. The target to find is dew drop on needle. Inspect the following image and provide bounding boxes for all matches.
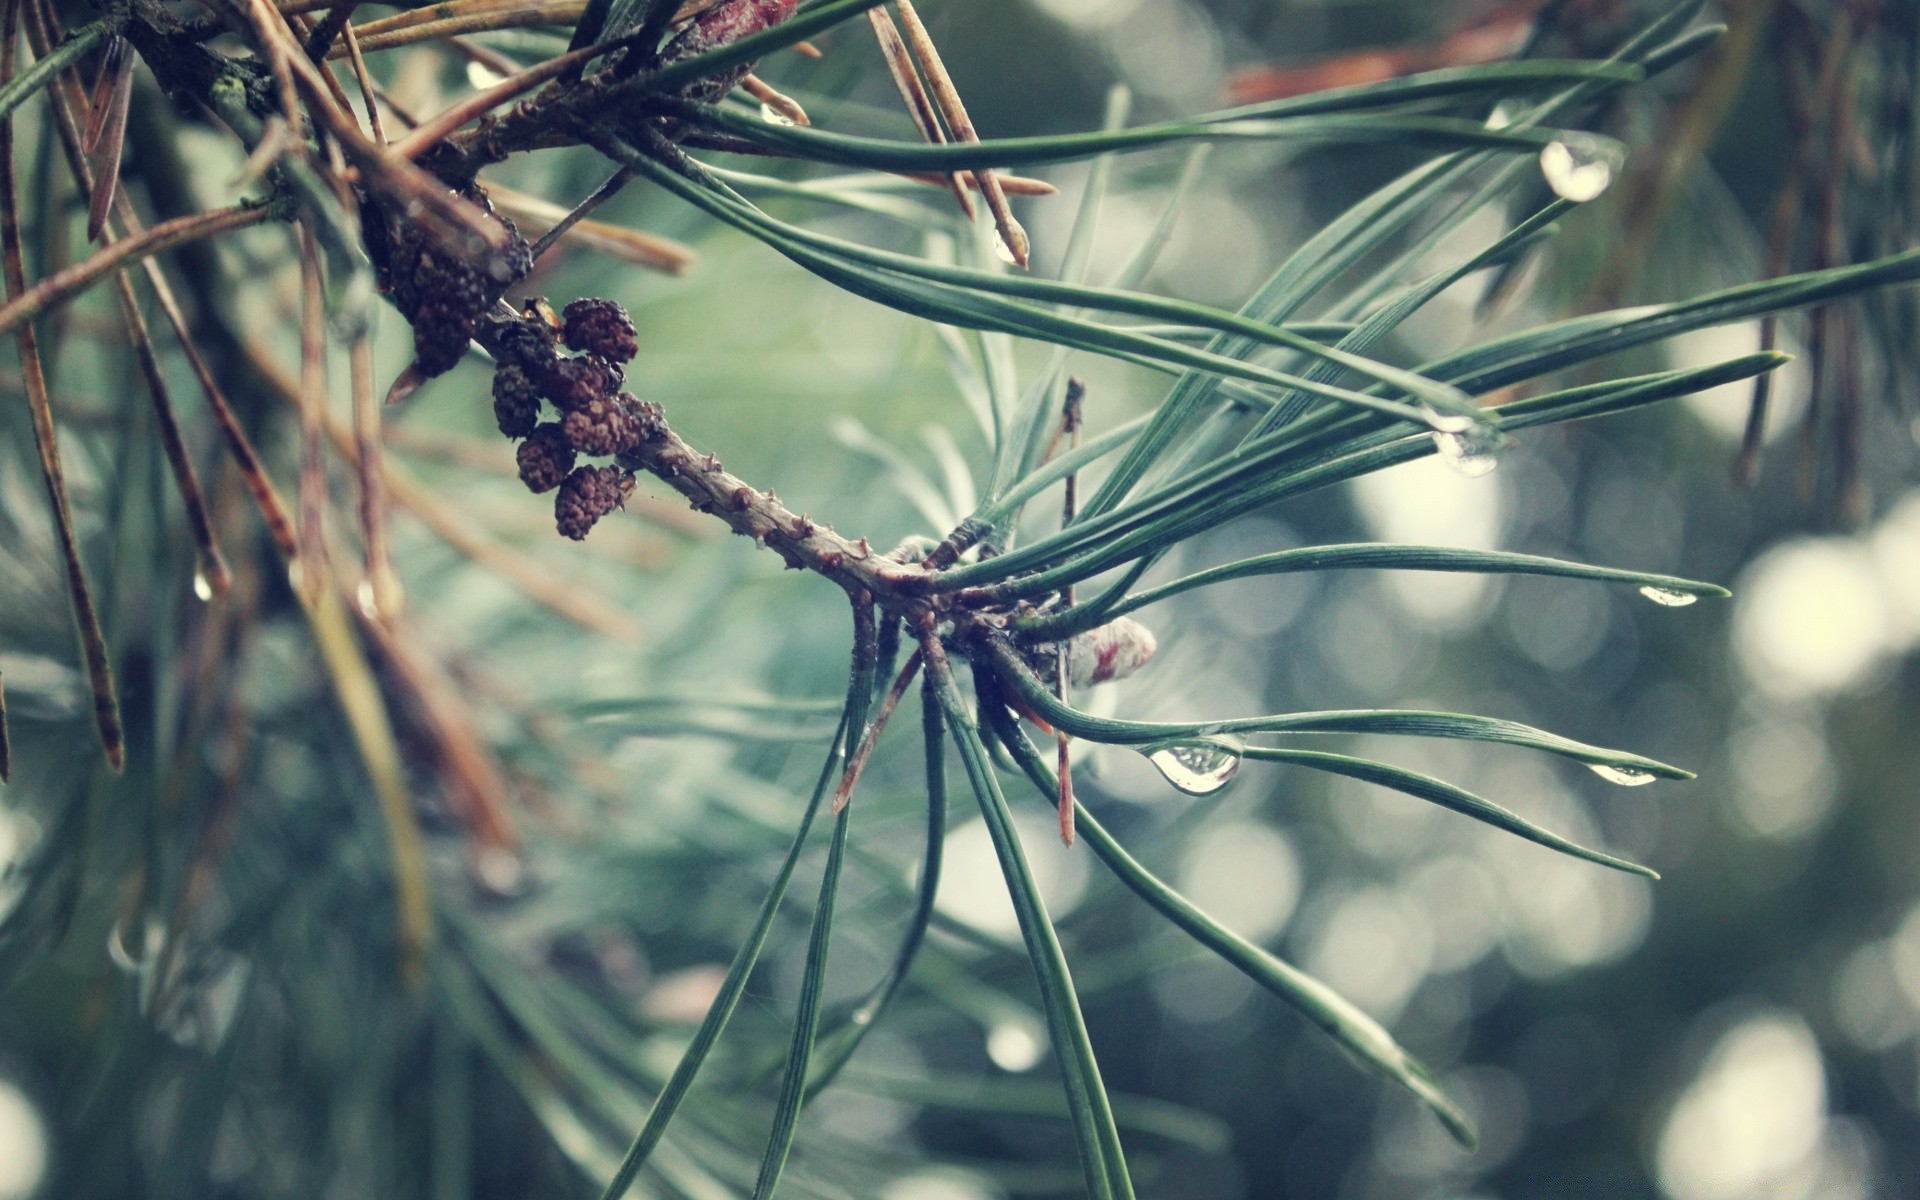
[1589,763,1657,787]
[1147,741,1243,796]
[1431,423,1504,478]
[1638,586,1698,607]
[1539,137,1622,204]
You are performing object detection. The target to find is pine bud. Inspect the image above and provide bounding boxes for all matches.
[561,298,638,364]
[516,423,576,493]
[486,312,559,377]
[657,0,799,102]
[543,354,623,413]
[555,465,635,540]
[374,188,532,378]
[1034,617,1159,688]
[562,392,646,456]
[492,364,541,437]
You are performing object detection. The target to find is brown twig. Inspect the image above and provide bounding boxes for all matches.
[118,281,235,599]
[295,222,330,607]
[21,15,235,599]
[1050,377,1083,846]
[888,0,1027,267]
[339,22,384,142]
[833,647,925,812]
[738,72,808,126]
[81,33,132,241]
[390,37,629,161]
[340,0,579,43]
[138,247,302,562]
[341,3,591,56]
[866,6,972,219]
[350,334,401,623]
[0,202,273,341]
[22,0,304,565]
[593,397,935,602]
[302,0,358,59]
[357,614,520,851]
[445,34,521,81]
[0,0,124,772]
[495,171,697,275]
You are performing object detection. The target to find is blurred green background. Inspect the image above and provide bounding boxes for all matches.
[3,0,1919,1197]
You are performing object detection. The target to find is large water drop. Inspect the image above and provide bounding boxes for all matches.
[107,913,163,975]
[1431,422,1505,478]
[758,103,797,127]
[986,1018,1045,1072]
[1638,585,1699,608]
[1539,135,1623,203]
[1589,763,1658,787]
[1419,402,1476,435]
[192,572,214,603]
[1147,739,1244,796]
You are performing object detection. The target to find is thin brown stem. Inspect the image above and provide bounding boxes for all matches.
[116,279,234,600]
[1050,377,1083,845]
[242,0,307,151]
[27,0,300,564]
[510,169,655,266]
[833,648,925,813]
[340,3,589,55]
[0,0,124,771]
[340,22,384,143]
[302,0,358,59]
[228,1,509,260]
[21,17,234,599]
[296,222,329,606]
[738,72,809,126]
[351,334,401,623]
[390,37,623,161]
[340,0,577,44]
[866,6,972,219]
[230,114,292,192]
[138,246,302,562]
[81,35,130,241]
[889,0,1027,266]
[0,202,272,342]
[445,34,521,80]
[357,613,520,852]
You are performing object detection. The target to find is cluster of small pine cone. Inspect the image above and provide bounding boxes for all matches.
[372,185,534,378]
[481,299,660,540]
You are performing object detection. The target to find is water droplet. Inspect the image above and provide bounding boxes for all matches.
[472,846,526,895]
[1638,586,1699,608]
[1431,422,1505,478]
[192,572,214,603]
[1146,739,1243,796]
[1484,103,1516,131]
[758,102,797,127]
[356,579,380,621]
[1589,763,1657,787]
[992,230,1018,265]
[986,1018,1045,1071]
[1538,135,1623,203]
[1419,401,1476,435]
[465,60,506,90]
[107,912,164,974]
